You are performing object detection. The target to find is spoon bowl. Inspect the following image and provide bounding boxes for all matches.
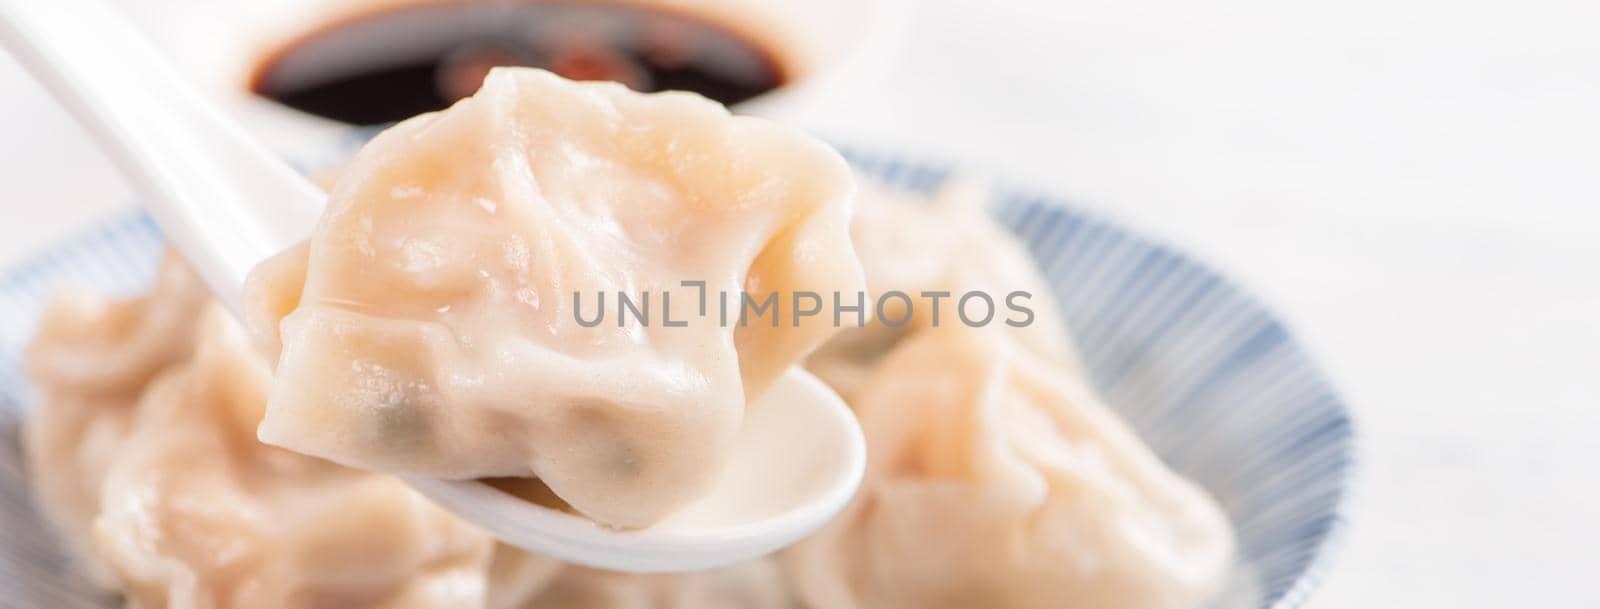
[0,0,866,573]
[408,369,864,572]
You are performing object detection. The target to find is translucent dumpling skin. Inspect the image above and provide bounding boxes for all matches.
[787,325,1235,609]
[244,67,864,528]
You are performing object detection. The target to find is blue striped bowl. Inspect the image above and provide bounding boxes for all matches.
[0,152,1355,609]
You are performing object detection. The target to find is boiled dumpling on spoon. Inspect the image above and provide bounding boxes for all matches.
[244,66,866,530]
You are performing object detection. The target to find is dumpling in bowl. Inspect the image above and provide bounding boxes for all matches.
[24,259,494,609]
[89,308,494,609]
[807,177,1079,401]
[244,67,864,528]
[786,324,1235,609]
[22,253,208,586]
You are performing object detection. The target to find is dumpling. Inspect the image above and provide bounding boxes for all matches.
[22,253,208,586]
[806,178,1080,401]
[486,543,566,609]
[786,324,1234,609]
[489,545,791,609]
[89,307,494,609]
[25,264,496,609]
[243,67,864,528]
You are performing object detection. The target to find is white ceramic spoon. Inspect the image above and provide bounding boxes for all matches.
[0,0,865,573]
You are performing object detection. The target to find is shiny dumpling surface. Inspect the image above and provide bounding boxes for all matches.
[787,324,1235,609]
[244,67,864,528]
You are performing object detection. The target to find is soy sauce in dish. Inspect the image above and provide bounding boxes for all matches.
[252,1,787,126]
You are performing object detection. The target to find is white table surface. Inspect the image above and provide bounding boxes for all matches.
[2,0,1597,607]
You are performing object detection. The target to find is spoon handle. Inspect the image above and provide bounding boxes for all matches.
[0,0,322,313]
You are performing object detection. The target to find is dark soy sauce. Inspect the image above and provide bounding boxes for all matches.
[252,1,787,126]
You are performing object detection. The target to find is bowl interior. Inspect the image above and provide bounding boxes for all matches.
[0,153,1353,609]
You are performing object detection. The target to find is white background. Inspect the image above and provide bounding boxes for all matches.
[2,0,1597,607]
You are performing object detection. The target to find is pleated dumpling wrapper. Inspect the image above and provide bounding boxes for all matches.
[91,308,494,609]
[786,324,1235,609]
[24,261,496,609]
[23,253,207,586]
[244,67,865,528]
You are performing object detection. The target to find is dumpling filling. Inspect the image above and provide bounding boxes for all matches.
[243,67,865,528]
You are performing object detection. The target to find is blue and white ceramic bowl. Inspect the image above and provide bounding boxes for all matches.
[0,151,1355,609]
